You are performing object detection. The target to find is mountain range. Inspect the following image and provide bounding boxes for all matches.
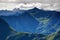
[0,7,60,35]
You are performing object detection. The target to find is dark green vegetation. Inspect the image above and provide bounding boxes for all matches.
[5,31,60,40]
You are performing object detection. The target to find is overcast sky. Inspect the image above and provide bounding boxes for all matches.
[0,0,60,11]
[0,0,60,3]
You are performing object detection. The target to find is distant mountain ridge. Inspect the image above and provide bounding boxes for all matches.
[0,8,26,16]
[0,7,60,16]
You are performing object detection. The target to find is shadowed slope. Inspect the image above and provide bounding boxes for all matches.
[0,18,12,40]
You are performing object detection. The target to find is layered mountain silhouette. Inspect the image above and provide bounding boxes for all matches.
[0,7,60,35]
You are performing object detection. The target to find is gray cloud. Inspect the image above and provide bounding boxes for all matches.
[0,0,60,3]
[0,0,60,11]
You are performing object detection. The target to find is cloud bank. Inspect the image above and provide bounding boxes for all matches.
[0,0,60,11]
